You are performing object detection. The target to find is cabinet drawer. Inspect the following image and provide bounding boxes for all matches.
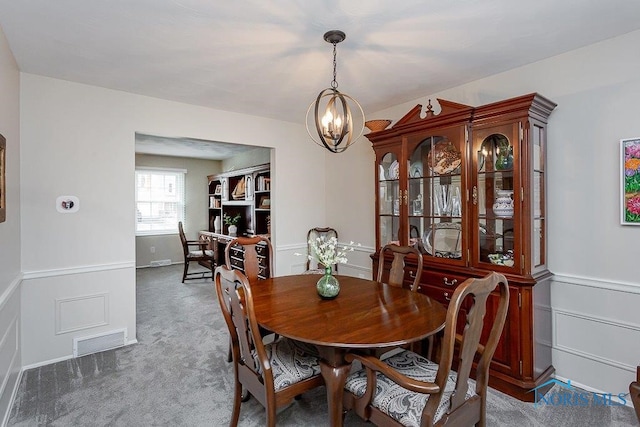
[229,256,244,270]
[419,284,455,306]
[419,270,469,291]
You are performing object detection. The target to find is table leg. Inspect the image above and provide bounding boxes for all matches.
[320,360,352,427]
[316,347,352,427]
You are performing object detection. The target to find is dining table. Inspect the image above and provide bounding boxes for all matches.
[251,274,447,427]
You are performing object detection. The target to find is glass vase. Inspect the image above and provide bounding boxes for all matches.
[316,266,340,299]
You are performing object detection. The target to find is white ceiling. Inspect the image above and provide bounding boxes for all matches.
[2,1,640,158]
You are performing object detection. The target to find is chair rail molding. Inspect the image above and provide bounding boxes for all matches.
[22,261,135,280]
[552,273,640,295]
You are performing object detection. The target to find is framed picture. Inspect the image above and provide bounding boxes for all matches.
[0,133,5,223]
[259,196,271,209]
[621,137,640,225]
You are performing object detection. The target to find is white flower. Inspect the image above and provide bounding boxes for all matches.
[306,236,360,267]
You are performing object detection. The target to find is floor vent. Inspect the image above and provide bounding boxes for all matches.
[73,329,127,357]
[150,259,172,267]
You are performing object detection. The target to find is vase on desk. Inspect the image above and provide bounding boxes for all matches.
[228,224,238,236]
[213,216,221,233]
[316,266,340,299]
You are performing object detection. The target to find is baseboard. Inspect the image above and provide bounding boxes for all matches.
[21,338,138,371]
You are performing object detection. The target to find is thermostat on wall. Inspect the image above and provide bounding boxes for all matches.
[56,196,79,213]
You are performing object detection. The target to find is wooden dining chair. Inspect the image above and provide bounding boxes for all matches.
[375,244,426,357]
[631,365,640,422]
[178,221,217,283]
[343,272,509,427]
[214,266,324,427]
[224,235,274,362]
[376,243,423,291]
[304,227,339,274]
[224,235,273,282]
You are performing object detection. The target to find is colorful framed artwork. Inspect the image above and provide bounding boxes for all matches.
[0,133,5,223]
[621,137,640,225]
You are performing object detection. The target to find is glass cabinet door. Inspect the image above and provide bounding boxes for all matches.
[474,124,519,270]
[378,151,401,246]
[409,133,465,262]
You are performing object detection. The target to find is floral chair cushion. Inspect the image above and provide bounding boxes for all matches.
[344,350,476,427]
[258,338,322,392]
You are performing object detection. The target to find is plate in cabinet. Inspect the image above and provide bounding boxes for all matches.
[423,222,462,259]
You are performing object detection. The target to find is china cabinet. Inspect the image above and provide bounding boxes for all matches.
[369,93,556,401]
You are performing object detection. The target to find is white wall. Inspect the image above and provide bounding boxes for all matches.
[0,25,22,425]
[333,30,640,396]
[134,153,222,267]
[18,73,336,367]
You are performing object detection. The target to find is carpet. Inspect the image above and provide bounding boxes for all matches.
[7,264,639,426]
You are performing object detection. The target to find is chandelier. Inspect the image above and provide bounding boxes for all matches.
[306,30,365,153]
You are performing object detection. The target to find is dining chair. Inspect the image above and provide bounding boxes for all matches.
[304,227,338,274]
[224,235,274,362]
[214,266,324,427]
[343,272,509,427]
[178,221,217,283]
[376,243,423,291]
[224,235,273,282]
[631,365,640,422]
[376,243,427,357]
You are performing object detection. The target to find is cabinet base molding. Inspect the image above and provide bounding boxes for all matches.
[487,365,555,402]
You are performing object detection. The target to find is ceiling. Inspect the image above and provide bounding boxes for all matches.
[2,1,640,158]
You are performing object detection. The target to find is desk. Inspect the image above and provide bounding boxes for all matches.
[252,274,447,427]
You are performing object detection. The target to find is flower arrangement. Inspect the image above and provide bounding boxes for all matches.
[624,140,640,222]
[306,235,360,268]
[223,213,241,226]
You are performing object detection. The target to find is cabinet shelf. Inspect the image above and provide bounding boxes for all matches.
[206,163,270,237]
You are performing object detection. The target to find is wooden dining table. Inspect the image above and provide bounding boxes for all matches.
[251,274,447,427]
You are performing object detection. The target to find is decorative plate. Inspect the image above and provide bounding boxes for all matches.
[423,222,462,259]
[409,162,423,178]
[427,140,462,175]
[387,160,399,179]
[488,250,515,267]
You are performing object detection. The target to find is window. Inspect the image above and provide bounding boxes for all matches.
[135,168,186,235]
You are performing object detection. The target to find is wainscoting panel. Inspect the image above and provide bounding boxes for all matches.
[0,275,21,427]
[55,293,108,334]
[21,263,136,368]
[551,274,640,398]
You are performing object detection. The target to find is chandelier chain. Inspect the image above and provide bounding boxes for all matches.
[331,42,338,89]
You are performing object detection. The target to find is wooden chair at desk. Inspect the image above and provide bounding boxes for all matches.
[178,221,217,283]
[344,272,509,427]
[214,266,324,427]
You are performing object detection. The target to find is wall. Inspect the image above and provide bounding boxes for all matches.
[334,30,640,396]
[19,73,334,368]
[0,25,22,425]
[134,153,222,267]
[221,146,271,172]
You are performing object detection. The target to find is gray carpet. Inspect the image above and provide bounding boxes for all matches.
[6,264,639,426]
